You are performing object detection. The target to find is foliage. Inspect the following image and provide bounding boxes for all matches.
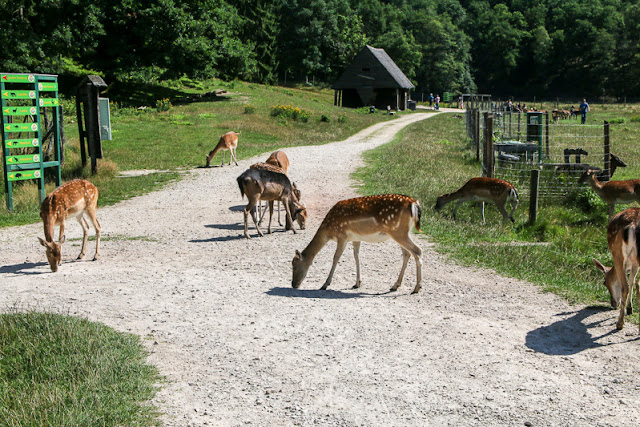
[155,98,172,112]
[0,310,160,425]
[270,104,311,122]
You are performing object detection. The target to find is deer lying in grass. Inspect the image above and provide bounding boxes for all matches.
[205,131,240,167]
[554,152,627,179]
[249,162,307,230]
[593,208,640,331]
[579,169,640,220]
[38,179,101,272]
[434,177,518,224]
[237,168,305,238]
[292,194,423,293]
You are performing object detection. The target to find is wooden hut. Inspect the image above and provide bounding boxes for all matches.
[332,45,414,111]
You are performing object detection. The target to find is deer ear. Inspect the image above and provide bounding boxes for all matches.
[38,237,48,247]
[593,258,609,273]
[294,250,302,259]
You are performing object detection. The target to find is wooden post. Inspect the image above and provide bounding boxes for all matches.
[604,121,610,181]
[76,96,86,167]
[483,112,494,177]
[334,90,338,106]
[545,111,550,159]
[529,169,539,225]
[475,109,480,161]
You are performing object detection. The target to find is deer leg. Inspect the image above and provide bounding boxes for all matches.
[231,147,239,166]
[509,199,518,221]
[453,200,463,220]
[389,233,423,294]
[277,201,283,226]
[58,221,66,243]
[85,207,101,260]
[481,202,487,224]
[496,203,512,223]
[76,215,89,260]
[244,197,263,238]
[609,204,615,221]
[617,264,636,329]
[390,248,411,292]
[267,201,274,234]
[222,150,226,166]
[321,239,347,290]
[352,241,362,289]
[282,197,297,234]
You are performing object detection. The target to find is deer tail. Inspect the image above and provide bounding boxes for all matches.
[412,202,422,233]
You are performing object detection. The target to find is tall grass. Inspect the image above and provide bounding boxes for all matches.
[0,310,160,426]
[354,111,640,316]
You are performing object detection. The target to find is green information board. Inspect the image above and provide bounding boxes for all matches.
[1,72,62,210]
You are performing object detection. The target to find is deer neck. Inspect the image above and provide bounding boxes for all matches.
[301,227,330,263]
[588,174,605,192]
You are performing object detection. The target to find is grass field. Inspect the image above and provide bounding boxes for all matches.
[354,104,640,320]
[1,78,393,227]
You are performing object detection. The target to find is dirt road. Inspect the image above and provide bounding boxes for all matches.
[1,110,639,426]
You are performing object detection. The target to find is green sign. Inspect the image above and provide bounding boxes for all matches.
[1,90,36,99]
[37,82,58,91]
[3,106,37,116]
[6,154,40,165]
[5,138,39,148]
[4,122,38,132]
[1,74,35,83]
[443,92,453,102]
[39,98,58,107]
[6,169,41,181]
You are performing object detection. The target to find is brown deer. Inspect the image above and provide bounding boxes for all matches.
[38,179,101,272]
[292,194,423,293]
[593,208,640,331]
[237,168,305,238]
[434,177,518,224]
[205,131,240,167]
[579,170,640,220]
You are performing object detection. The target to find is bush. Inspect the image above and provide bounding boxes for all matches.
[320,114,331,123]
[155,98,172,112]
[244,104,256,114]
[270,104,310,122]
[608,117,626,124]
[337,114,347,123]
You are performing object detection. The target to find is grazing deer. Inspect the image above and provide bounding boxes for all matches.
[579,170,640,220]
[434,177,518,224]
[249,162,307,230]
[266,150,290,174]
[291,194,423,293]
[38,179,101,272]
[237,168,305,238]
[205,131,240,167]
[593,208,640,331]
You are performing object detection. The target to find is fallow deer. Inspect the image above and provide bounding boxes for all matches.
[249,161,307,230]
[593,208,640,331]
[434,177,518,224]
[237,168,305,238]
[265,150,290,174]
[579,171,640,220]
[205,131,240,167]
[291,194,423,293]
[38,179,101,272]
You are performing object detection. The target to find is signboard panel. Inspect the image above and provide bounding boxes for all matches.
[1,90,36,99]
[39,98,59,107]
[6,154,40,165]
[4,122,38,132]
[1,74,35,83]
[3,106,37,116]
[37,82,58,91]
[7,169,41,181]
[4,138,39,148]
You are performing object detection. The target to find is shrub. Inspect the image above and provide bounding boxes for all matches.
[607,117,626,124]
[270,104,311,122]
[283,89,294,96]
[630,116,640,123]
[155,98,172,112]
[337,114,347,123]
[244,104,256,114]
[320,114,331,123]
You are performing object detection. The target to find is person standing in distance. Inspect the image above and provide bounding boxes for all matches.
[580,98,590,124]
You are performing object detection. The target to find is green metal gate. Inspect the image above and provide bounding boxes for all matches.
[1,73,62,211]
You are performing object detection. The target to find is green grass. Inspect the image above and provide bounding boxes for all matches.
[0,310,160,426]
[353,111,640,318]
[1,79,393,227]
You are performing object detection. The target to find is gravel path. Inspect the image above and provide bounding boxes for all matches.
[2,110,640,426]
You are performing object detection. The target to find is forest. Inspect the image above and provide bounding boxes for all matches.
[1,0,639,98]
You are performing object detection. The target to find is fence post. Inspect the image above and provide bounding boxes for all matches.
[545,111,550,159]
[483,112,494,177]
[604,121,610,181]
[475,109,480,161]
[529,169,539,225]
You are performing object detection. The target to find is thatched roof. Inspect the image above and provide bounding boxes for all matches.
[332,45,414,90]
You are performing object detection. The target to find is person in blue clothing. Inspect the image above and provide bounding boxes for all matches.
[428,93,434,107]
[580,98,590,124]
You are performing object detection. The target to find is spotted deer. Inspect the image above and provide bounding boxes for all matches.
[38,179,101,272]
[205,131,240,167]
[593,208,640,331]
[434,177,518,224]
[292,194,423,293]
[579,170,640,220]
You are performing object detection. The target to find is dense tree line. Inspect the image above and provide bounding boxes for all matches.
[1,0,638,97]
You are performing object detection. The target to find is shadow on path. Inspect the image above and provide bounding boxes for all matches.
[267,286,394,299]
[0,261,48,276]
[526,306,640,355]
